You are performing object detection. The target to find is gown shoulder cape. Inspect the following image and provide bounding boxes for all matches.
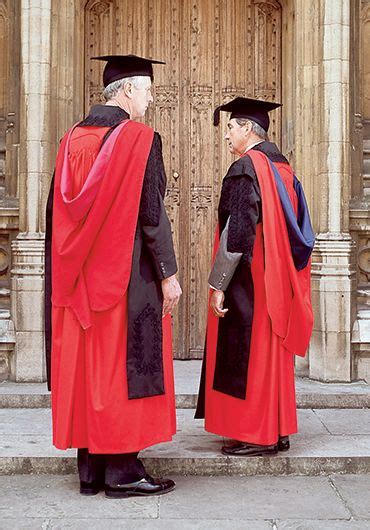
[52,119,154,329]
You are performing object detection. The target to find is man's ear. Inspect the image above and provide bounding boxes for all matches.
[245,121,252,135]
[123,81,133,99]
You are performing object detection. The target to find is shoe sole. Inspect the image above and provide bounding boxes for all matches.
[105,485,176,499]
[221,448,278,457]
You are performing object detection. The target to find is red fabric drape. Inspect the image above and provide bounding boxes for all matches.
[52,120,154,329]
[246,151,313,357]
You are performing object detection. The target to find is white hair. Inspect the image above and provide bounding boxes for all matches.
[103,76,150,101]
[235,118,267,140]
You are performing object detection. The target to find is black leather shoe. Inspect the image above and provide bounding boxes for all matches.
[80,480,104,496]
[278,436,290,452]
[222,442,278,457]
[105,475,176,499]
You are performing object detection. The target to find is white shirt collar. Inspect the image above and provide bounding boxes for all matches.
[243,140,264,154]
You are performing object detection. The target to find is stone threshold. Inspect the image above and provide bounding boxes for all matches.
[1,454,369,477]
[0,408,369,476]
[1,361,369,409]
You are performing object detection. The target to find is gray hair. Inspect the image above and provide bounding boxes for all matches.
[103,76,149,101]
[235,118,267,140]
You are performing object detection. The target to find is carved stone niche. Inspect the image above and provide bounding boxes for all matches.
[0,210,18,382]
[350,205,370,382]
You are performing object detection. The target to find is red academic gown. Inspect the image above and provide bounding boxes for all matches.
[201,150,313,445]
[50,120,176,454]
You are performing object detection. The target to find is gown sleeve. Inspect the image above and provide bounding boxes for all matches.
[139,132,177,280]
[208,217,243,291]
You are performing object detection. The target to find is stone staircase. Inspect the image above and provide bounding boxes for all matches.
[0,361,369,477]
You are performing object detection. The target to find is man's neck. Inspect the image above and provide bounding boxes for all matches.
[105,99,131,117]
[243,139,264,154]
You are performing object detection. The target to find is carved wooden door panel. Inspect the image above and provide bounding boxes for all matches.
[82,0,282,359]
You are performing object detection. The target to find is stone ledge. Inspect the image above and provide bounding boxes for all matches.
[0,408,369,476]
[1,455,369,477]
[1,361,369,409]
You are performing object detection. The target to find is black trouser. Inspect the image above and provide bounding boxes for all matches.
[77,449,146,487]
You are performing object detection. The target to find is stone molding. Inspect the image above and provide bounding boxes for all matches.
[10,235,45,382]
[9,0,51,382]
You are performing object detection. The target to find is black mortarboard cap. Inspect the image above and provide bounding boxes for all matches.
[92,54,166,87]
[213,97,282,131]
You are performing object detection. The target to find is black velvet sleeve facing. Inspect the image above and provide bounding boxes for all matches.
[139,132,166,226]
[227,174,261,257]
[218,157,261,259]
[140,132,177,280]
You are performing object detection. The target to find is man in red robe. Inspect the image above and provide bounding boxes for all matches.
[45,55,182,497]
[195,97,315,456]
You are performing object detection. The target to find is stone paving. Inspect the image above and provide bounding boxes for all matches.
[1,361,369,527]
[0,408,369,476]
[0,474,369,529]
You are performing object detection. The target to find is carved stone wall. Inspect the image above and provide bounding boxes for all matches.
[350,0,370,382]
[295,0,356,382]
[10,0,51,382]
[4,0,368,381]
[0,0,20,380]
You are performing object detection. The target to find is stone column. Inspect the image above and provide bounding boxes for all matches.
[295,0,356,381]
[9,0,52,381]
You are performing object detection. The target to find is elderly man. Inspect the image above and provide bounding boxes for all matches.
[45,55,181,497]
[196,97,315,456]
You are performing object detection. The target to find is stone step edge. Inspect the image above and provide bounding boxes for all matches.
[0,455,369,476]
[1,394,369,409]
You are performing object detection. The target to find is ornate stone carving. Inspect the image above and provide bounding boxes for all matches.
[0,245,8,275]
[358,238,370,281]
[361,3,370,119]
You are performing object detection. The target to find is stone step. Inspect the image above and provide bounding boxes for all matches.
[0,408,369,476]
[1,361,369,409]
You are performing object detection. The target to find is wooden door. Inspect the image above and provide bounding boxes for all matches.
[82,0,282,359]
